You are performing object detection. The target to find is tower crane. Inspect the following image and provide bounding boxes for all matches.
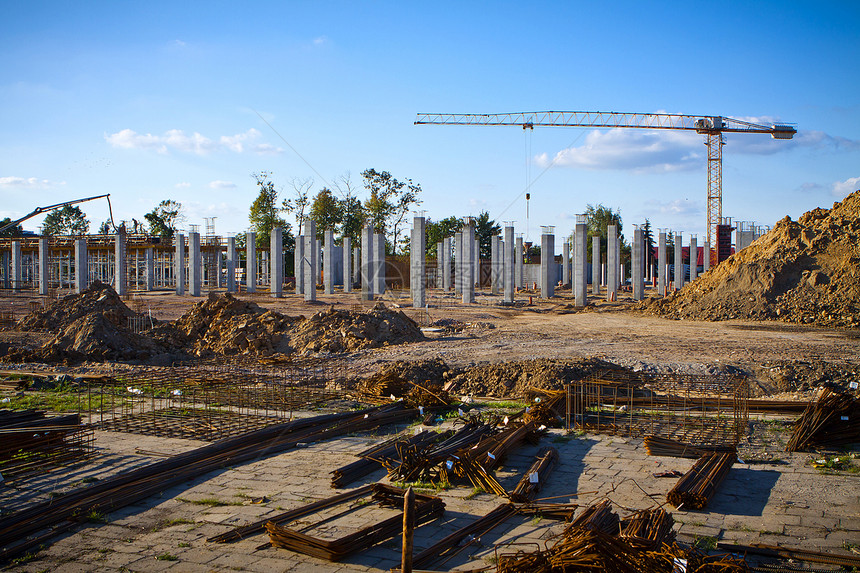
[415,111,796,261]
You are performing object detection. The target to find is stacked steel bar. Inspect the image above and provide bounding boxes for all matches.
[384,422,495,483]
[566,499,620,535]
[0,411,93,483]
[509,446,558,502]
[0,403,415,561]
[619,508,676,549]
[786,387,859,452]
[643,435,736,459]
[264,484,445,562]
[667,452,735,509]
[330,430,450,488]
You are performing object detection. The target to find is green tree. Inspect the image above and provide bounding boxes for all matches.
[583,204,627,264]
[144,200,183,240]
[426,216,463,258]
[361,168,422,253]
[282,177,312,232]
[42,205,89,236]
[334,172,364,245]
[248,171,289,248]
[308,188,343,239]
[474,211,501,259]
[642,219,655,270]
[0,218,24,237]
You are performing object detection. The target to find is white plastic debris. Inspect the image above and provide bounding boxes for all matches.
[529,471,539,484]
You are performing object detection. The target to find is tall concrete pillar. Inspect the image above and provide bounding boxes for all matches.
[226,237,237,293]
[174,233,185,295]
[145,248,154,291]
[435,242,443,290]
[689,235,698,282]
[562,239,571,288]
[515,236,523,289]
[540,229,555,299]
[245,232,256,293]
[657,232,667,296]
[606,225,617,301]
[491,235,501,295]
[343,237,352,293]
[462,223,475,303]
[503,226,515,303]
[374,233,385,295]
[115,232,127,296]
[271,227,283,298]
[11,242,21,291]
[472,230,479,289]
[574,219,587,307]
[303,221,317,302]
[361,226,372,300]
[1,251,9,289]
[411,216,425,307]
[454,233,462,296]
[674,232,684,290]
[442,237,452,290]
[38,237,49,295]
[323,229,334,294]
[294,235,304,294]
[616,232,622,290]
[633,227,644,301]
[74,239,87,293]
[703,240,711,273]
[353,246,360,287]
[592,235,601,296]
[188,231,201,296]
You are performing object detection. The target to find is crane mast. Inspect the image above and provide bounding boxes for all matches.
[415,111,796,259]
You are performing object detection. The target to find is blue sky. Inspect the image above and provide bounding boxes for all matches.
[2,1,858,247]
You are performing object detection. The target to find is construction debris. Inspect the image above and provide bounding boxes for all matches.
[667,452,736,510]
[640,189,860,328]
[351,358,450,406]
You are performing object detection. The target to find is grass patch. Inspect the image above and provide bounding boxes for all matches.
[84,509,106,523]
[811,454,856,472]
[166,518,196,526]
[391,480,450,493]
[155,553,178,561]
[176,497,243,507]
[178,542,191,548]
[693,535,718,551]
[464,487,485,500]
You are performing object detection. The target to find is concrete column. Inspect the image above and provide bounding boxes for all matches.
[703,241,711,273]
[472,230,479,289]
[562,239,570,288]
[188,231,201,296]
[374,233,385,295]
[174,234,185,294]
[674,232,684,290]
[515,236,523,289]
[38,237,49,295]
[74,239,87,293]
[262,251,269,286]
[592,235,601,296]
[353,246,360,287]
[462,223,475,303]
[115,232,127,296]
[435,241,443,290]
[689,235,698,282]
[574,220,587,307]
[145,248,154,291]
[633,228,644,301]
[226,237,237,293]
[361,226,372,299]
[606,225,617,301]
[540,230,555,299]
[323,229,334,294]
[271,227,283,298]
[503,226,514,303]
[215,248,224,289]
[442,237,452,290]
[616,233,622,290]
[657,232,667,296]
[303,221,316,301]
[11,242,21,290]
[411,216,425,307]
[491,235,501,295]
[294,235,304,294]
[1,251,8,289]
[343,237,352,293]
[245,232,256,293]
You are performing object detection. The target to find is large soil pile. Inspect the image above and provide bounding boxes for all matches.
[9,281,164,362]
[289,303,424,354]
[445,357,625,397]
[640,190,860,327]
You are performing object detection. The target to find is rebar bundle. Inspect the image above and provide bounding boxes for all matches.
[619,508,676,549]
[643,435,736,459]
[667,452,735,509]
[0,403,416,562]
[0,411,93,483]
[786,387,859,452]
[566,499,619,535]
[509,446,558,502]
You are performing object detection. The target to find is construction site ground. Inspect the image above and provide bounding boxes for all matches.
[1,287,859,572]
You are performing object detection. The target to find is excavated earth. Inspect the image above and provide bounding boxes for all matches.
[638,190,860,328]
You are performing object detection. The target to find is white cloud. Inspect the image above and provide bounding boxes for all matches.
[175,182,191,189]
[209,180,237,189]
[643,199,704,217]
[105,128,281,155]
[468,198,488,208]
[798,182,824,193]
[535,129,703,173]
[170,39,186,48]
[313,36,328,46]
[832,176,860,199]
[0,176,64,189]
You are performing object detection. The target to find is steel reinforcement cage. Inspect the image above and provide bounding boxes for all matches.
[77,357,347,441]
[565,370,749,447]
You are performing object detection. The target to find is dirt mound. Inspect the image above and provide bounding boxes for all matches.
[289,303,424,354]
[172,293,296,357]
[751,359,860,394]
[353,358,451,406]
[445,357,626,398]
[17,280,136,332]
[640,190,860,328]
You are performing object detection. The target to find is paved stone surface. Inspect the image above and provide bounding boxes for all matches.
[2,419,858,572]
